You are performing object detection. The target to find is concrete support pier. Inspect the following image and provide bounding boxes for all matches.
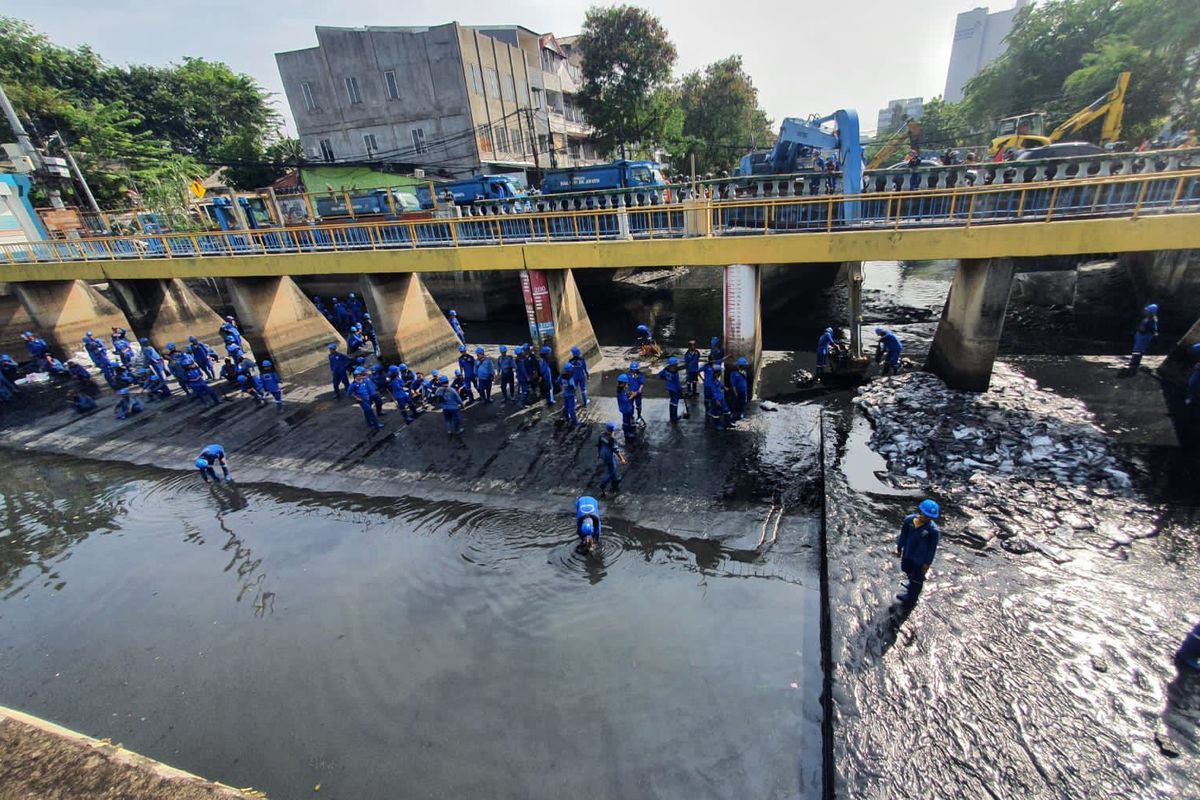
[110,278,229,350]
[226,276,341,377]
[0,289,35,355]
[1157,316,1200,388]
[360,273,461,371]
[13,280,132,356]
[723,264,762,396]
[520,269,601,370]
[925,257,1016,392]
[1120,249,1200,332]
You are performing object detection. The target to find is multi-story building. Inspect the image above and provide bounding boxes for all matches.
[275,23,603,179]
[875,97,925,137]
[943,1,1030,103]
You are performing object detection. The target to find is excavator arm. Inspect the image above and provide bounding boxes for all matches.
[1048,72,1130,145]
[867,120,922,170]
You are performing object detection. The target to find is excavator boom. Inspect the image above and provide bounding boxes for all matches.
[1048,71,1130,144]
[867,119,922,170]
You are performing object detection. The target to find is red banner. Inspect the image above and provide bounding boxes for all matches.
[519,270,555,343]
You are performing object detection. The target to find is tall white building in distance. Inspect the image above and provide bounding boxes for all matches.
[943,0,1030,103]
[876,98,925,137]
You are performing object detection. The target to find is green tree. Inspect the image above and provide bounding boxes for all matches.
[211,133,301,190]
[675,55,773,175]
[576,4,678,158]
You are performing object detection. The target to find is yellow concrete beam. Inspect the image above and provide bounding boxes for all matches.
[2,213,1198,282]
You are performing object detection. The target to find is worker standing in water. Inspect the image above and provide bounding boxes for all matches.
[683,340,701,397]
[1127,303,1159,374]
[568,346,590,406]
[875,328,903,377]
[195,444,231,483]
[575,495,602,555]
[657,356,683,423]
[895,499,941,606]
[816,327,835,378]
[596,421,626,496]
[498,345,516,403]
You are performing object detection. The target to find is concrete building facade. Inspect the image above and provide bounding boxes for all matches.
[875,97,925,137]
[943,0,1029,103]
[276,23,602,178]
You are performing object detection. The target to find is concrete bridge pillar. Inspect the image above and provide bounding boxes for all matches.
[0,289,35,356]
[13,280,132,358]
[723,264,762,397]
[225,276,341,377]
[109,278,231,352]
[519,269,600,371]
[359,273,461,372]
[1157,317,1200,388]
[1119,249,1200,332]
[925,258,1016,392]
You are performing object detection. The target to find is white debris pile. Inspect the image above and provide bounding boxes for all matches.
[853,365,1132,492]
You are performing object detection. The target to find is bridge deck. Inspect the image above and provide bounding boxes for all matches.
[5,170,1200,281]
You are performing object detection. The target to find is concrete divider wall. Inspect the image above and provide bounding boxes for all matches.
[925,257,1016,392]
[361,273,462,372]
[543,269,601,371]
[13,280,131,357]
[0,291,35,357]
[110,278,234,354]
[226,275,341,377]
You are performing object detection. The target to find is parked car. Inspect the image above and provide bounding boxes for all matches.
[1014,142,1106,161]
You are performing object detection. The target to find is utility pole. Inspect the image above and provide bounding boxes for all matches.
[526,108,540,173]
[51,131,102,217]
[0,82,41,167]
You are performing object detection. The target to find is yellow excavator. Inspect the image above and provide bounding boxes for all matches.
[988,71,1130,157]
[867,119,922,170]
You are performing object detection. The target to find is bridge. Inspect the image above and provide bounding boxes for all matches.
[4,150,1200,394]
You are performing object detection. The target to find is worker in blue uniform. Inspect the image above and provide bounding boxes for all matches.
[327,342,351,398]
[627,362,645,422]
[83,331,109,368]
[361,313,380,356]
[515,345,532,405]
[348,366,385,429]
[730,357,750,422]
[22,331,49,363]
[196,443,230,482]
[184,357,220,407]
[684,340,701,397]
[498,345,516,403]
[596,421,625,496]
[700,358,716,417]
[219,316,243,345]
[709,335,724,364]
[448,309,465,343]
[347,292,364,325]
[475,346,496,403]
[616,373,637,441]
[114,338,134,368]
[657,356,683,422]
[0,353,18,383]
[559,366,579,427]
[575,495,601,554]
[1176,621,1200,671]
[65,360,93,383]
[1187,343,1200,407]
[332,297,350,331]
[895,499,941,606]
[1127,303,1159,373]
[816,327,835,378]
[224,335,245,365]
[137,338,166,382]
[70,392,97,414]
[387,366,418,422]
[236,374,266,406]
[114,387,143,420]
[635,324,653,352]
[111,326,130,350]
[538,345,555,405]
[346,325,366,355]
[259,359,284,409]
[875,327,903,376]
[568,345,590,406]
[188,336,217,380]
[707,363,730,431]
[457,344,477,402]
[434,374,465,434]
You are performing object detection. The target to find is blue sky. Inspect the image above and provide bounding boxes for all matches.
[5,0,1011,136]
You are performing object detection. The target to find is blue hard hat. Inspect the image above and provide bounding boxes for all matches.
[195,457,209,469]
[432,369,440,376]
[459,344,467,352]
[918,499,941,519]
[581,519,594,535]
[225,335,235,343]
[86,330,93,337]
[261,360,272,368]
[736,357,748,366]
[617,373,629,383]
[349,292,356,298]
[541,346,551,355]
[454,369,462,376]
[388,365,400,374]
[237,375,247,383]
[328,342,338,349]
[499,345,508,353]
[606,421,616,431]
[449,309,457,316]
[180,355,195,366]
[21,331,31,337]
[667,355,679,366]
[398,363,408,371]
[571,346,581,356]
[475,346,484,354]
[166,342,176,350]
[363,312,371,319]
[118,388,129,395]
[637,324,650,333]
[710,336,719,345]
[139,337,149,345]
[189,335,198,342]
[714,362,724,371]
[354,367,366,376]
[1192,343,1200,354]
[1145,304,1159,314]
[825,327,834,334]
[875,327,886,336]
[630,361,640,371]
[440,375,449,384]
[225,315,234,321]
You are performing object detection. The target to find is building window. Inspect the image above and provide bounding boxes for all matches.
[469,64,483,95]
[411,128,427,154]
[345,76,362,105]
[319,139,335,163]
[363,133,378,154]
[501,73,516,102]
[479,129,493,153]
[511,128,524,154]
[569,142,581,160]
[384,70,399,101]
[494,126,509,153]
[531,87,543,109]
[484,67,500,98]
[301,82,316,111]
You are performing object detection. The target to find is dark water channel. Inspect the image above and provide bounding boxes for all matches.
[0,455,823,799]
